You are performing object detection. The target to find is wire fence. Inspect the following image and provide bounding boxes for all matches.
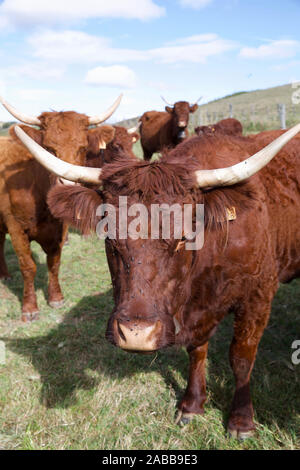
[189,102,300,133]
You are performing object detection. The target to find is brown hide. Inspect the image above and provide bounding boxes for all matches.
[0,112,114,320]
[140,101,198,160]
[195,118,243,137]
[47,129,300,437]
[86,125,138,168]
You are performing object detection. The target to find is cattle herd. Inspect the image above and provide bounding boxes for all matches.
[0,93,299,441]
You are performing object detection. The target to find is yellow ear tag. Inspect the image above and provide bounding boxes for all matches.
[175,240,186,252]
[99,141,107,150]
[226,206,236,221]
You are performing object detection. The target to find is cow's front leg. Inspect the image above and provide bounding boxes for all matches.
[176,342,208,425]
[6,219,38,321]
[46,249,64,308]
[40,224,67,308]
[228,305,271,440]
[0,231,11,280]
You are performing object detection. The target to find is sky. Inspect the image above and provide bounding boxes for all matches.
[0,0,300,122]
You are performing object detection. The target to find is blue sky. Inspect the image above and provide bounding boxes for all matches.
[0,0,299,122]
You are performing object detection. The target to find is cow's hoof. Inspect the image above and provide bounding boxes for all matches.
[228,427,255,440]
[21,311,40,322]
[175,410,195,426]
[227,415,256,440]
[49,299,64,309]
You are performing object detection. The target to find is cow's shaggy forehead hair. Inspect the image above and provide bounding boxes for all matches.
[48,133,258,236]
[39,111,89,129]
[101,135,258,229]
[101,150,198,200]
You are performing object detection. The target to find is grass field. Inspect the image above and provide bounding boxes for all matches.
[0,231,299,450]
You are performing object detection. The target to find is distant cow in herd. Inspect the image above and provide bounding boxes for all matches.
[139,97,201,160]
[195,118,243,137]
[16,118,300,439]
[0,95,121,320]
[86,123,140,168]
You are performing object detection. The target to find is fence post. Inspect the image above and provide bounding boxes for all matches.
[278,104,286,129]
[229,104,233,118]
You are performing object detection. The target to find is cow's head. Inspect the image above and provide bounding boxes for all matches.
[1,94,121,170]
[163,98,200,141]
[86,123,140,170]
[88,124,140,157]
[15,122,300,352]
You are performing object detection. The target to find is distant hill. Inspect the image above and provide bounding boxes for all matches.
[118,83,300,134]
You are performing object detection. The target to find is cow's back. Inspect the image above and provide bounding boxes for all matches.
[140,111,172,158]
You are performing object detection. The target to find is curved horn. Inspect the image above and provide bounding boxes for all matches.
[161,96,174,107]
[195,123,300,188]
[194,96,203,105]
[128,121,141,134]
[15,126,102,184]
[0,95,41,126]
[90,94,123,126]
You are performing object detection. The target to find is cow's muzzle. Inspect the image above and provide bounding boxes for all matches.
[113,319,162,352]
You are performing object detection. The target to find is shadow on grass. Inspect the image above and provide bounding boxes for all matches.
[2,274,300,438]
[1,236,52,307]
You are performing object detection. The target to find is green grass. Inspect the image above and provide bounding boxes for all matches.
[0,231,299,450]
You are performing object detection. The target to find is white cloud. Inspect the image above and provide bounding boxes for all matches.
[0,0,164,28]
[240,40,300,60]
[28,29,236,65]
[28,30,147,64]
[167,34,218,46]
[179,0,214,9]
[85,65,137,89]
[150,35,237,64]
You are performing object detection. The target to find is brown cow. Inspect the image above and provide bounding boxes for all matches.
[0,95,120,320]
[86,124,140,168]
[16,123,300,439]
[139,98,200,160]
[195,118,243,137]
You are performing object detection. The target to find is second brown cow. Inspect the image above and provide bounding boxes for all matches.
[140,99,200,160]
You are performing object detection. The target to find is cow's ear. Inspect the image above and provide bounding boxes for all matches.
[10,124,43,146]
[165,106,173,114]
[88,125,115,153]
[189,104,198,113]
[131,132,140,143]
[47,185,103,235]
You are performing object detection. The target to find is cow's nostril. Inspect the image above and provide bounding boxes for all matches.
[117,321,126,341]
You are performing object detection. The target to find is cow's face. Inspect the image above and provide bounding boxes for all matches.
[47,183,196,353]
[13,112,115,167]
[104,198,196,353]
[166,101,198,141]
